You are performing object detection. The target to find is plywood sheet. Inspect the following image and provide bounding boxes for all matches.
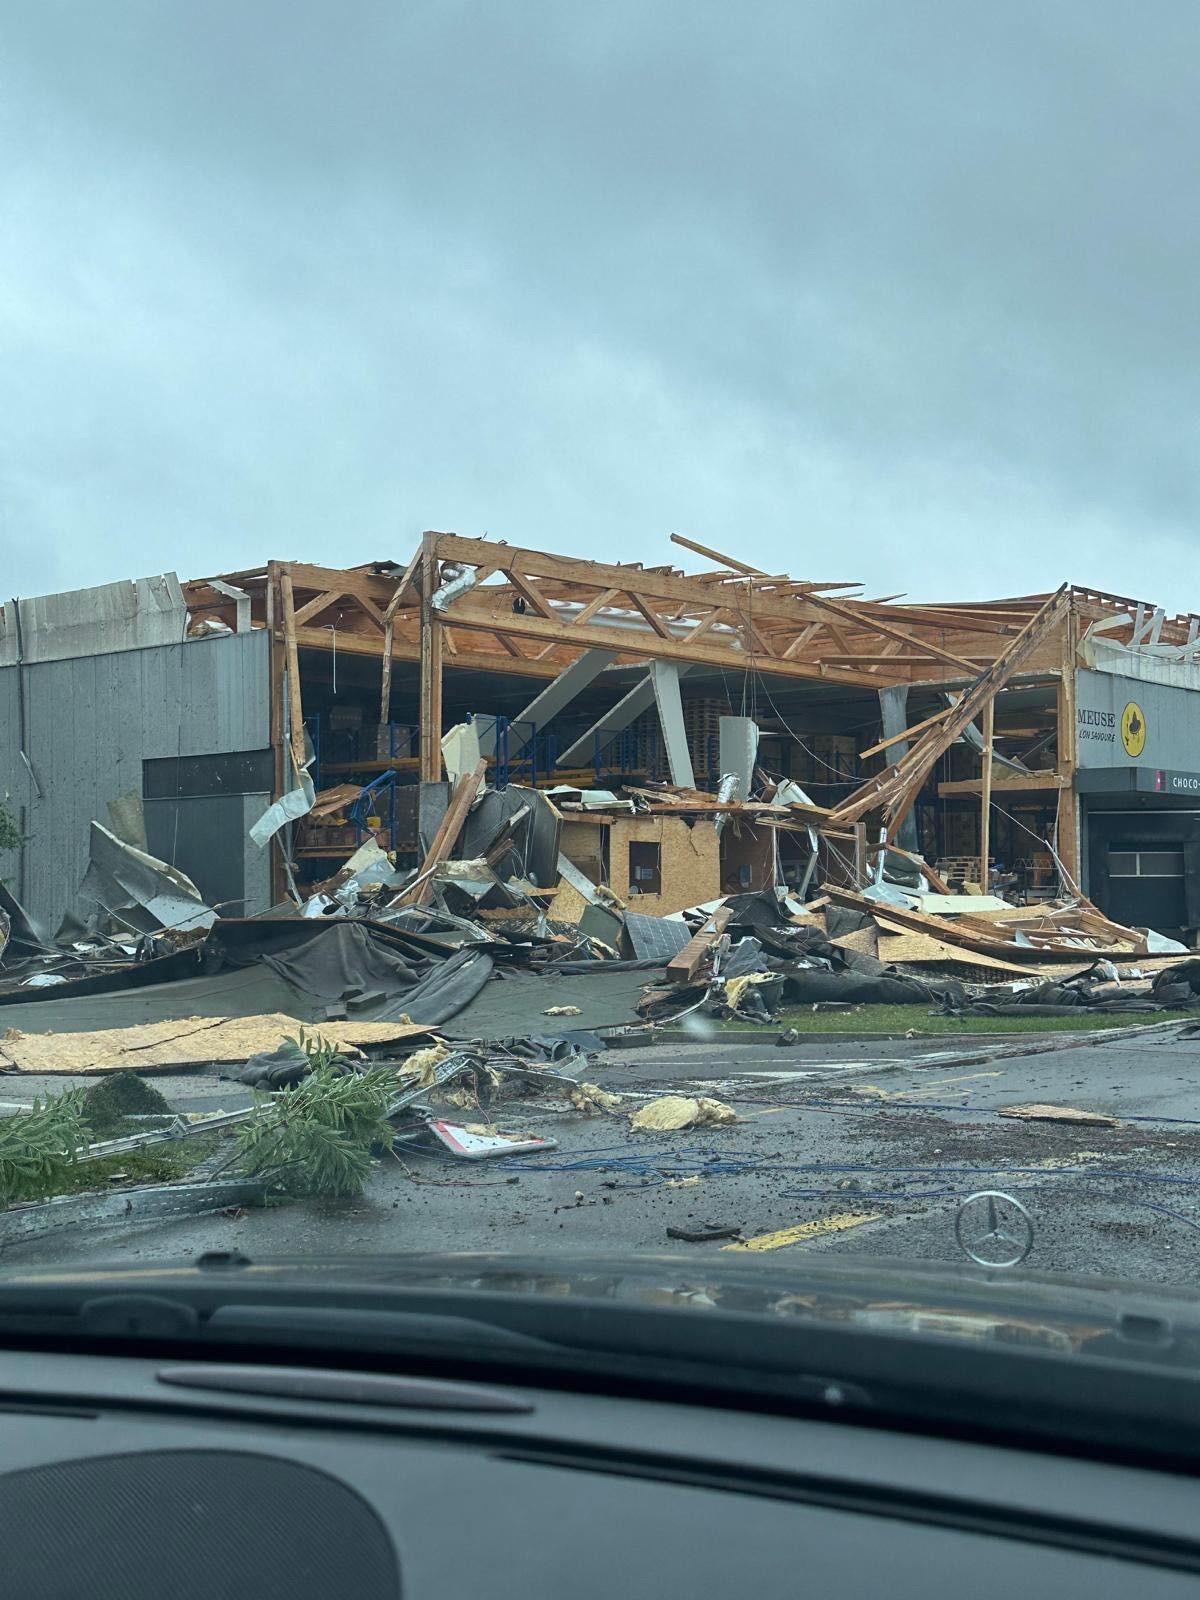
[560,819,606,882]
[0,1013,437,1074]
[719,820,775,895]
[609,815,720,916]
[875,930,1088,978]
[549,879,591,925]
[831,926,880,960]
[998,1103,1119,1128]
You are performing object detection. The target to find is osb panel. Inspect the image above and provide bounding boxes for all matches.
[831,925,880,960]
[609,815,720,916]
[550,879,591,925]
[875,931,1058,976]
[719,821,775,895]
[560,819,605,880]
[0,1014,437,1074]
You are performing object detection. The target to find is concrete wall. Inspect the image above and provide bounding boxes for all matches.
[1,629,271,932]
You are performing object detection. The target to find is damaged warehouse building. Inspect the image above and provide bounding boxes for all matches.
[4,531,1200,956]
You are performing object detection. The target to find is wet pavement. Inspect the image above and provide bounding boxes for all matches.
[5,1026,1200,1285]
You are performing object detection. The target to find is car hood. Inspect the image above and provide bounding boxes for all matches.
[4,1249,1199,1361]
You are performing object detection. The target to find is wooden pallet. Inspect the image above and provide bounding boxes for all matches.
[935,855,992,891]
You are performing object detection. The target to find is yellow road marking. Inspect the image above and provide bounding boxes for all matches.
[897,1071,1002,1100]
[852,1071,1001,1102]
[723,1210,882,1252]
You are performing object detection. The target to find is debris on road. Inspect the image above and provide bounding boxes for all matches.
[998,1103,1121,1128]
[630,1095,738,1132]
[0,1011,438,1074]
[666,1223,743,1242]
[9,538,1200,1259]
[236,1060,397,1197]
[423,1120,557,1160]
[569,1082,622,1114]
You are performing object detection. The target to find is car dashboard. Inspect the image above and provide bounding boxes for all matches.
[0,1345,1198,1597]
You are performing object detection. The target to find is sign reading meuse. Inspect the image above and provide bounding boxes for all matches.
[1075,670,1198,771]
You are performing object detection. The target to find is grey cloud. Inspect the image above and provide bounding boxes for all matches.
[0,1,1197,608]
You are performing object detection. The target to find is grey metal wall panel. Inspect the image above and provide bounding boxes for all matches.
[242,793,273,916]
[1076,668,1200,771]
[0,574,186,664]
[145,793,270,917]
[0,666,29,902]
[0,630,270,932]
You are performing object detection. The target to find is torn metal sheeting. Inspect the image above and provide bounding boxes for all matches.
[460,785,561,889]
[249,773,316,847]
[106,790,149,853]
[79,1104,261,1159]
[69,821,216,937]
[577,901,626,952]
[0,1178,266,1244]
[440,721,486,791]
[0,882,53,958]
[305,837,404,909]
[0,572,187,665]
[544,786,634,812]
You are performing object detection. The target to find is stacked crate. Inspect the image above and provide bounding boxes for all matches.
[789,734,858,798]
[683,699,724,788]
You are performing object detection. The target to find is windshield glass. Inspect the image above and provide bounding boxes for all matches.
[2,3,1199,1346]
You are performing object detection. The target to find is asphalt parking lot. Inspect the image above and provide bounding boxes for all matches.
[5,1026,1200,1285]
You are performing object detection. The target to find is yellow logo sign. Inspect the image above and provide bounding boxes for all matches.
[1120,701,1147,758]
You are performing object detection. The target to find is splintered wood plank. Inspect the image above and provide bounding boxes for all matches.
[399,757,488,906]
[998,1104,1120,1128]
[665,905,734,983]
[383,550,425,620]
[278,566,308,775]
[830,587,1071,828]
[419,543,444,781]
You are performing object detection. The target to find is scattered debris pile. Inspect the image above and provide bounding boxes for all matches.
[2,758,1198,1068]
[4,712,1200,1237]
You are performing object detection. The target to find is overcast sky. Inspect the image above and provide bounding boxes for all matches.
[1,2,1197,608]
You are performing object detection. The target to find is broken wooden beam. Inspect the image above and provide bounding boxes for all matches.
[822,886,1147,962]
[665,906,734,984]
[278,566,308,778]
[998,1104,1119,1128]
[937,772,1069,796]
[829,586,1071,831]
[396,759,488,907]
